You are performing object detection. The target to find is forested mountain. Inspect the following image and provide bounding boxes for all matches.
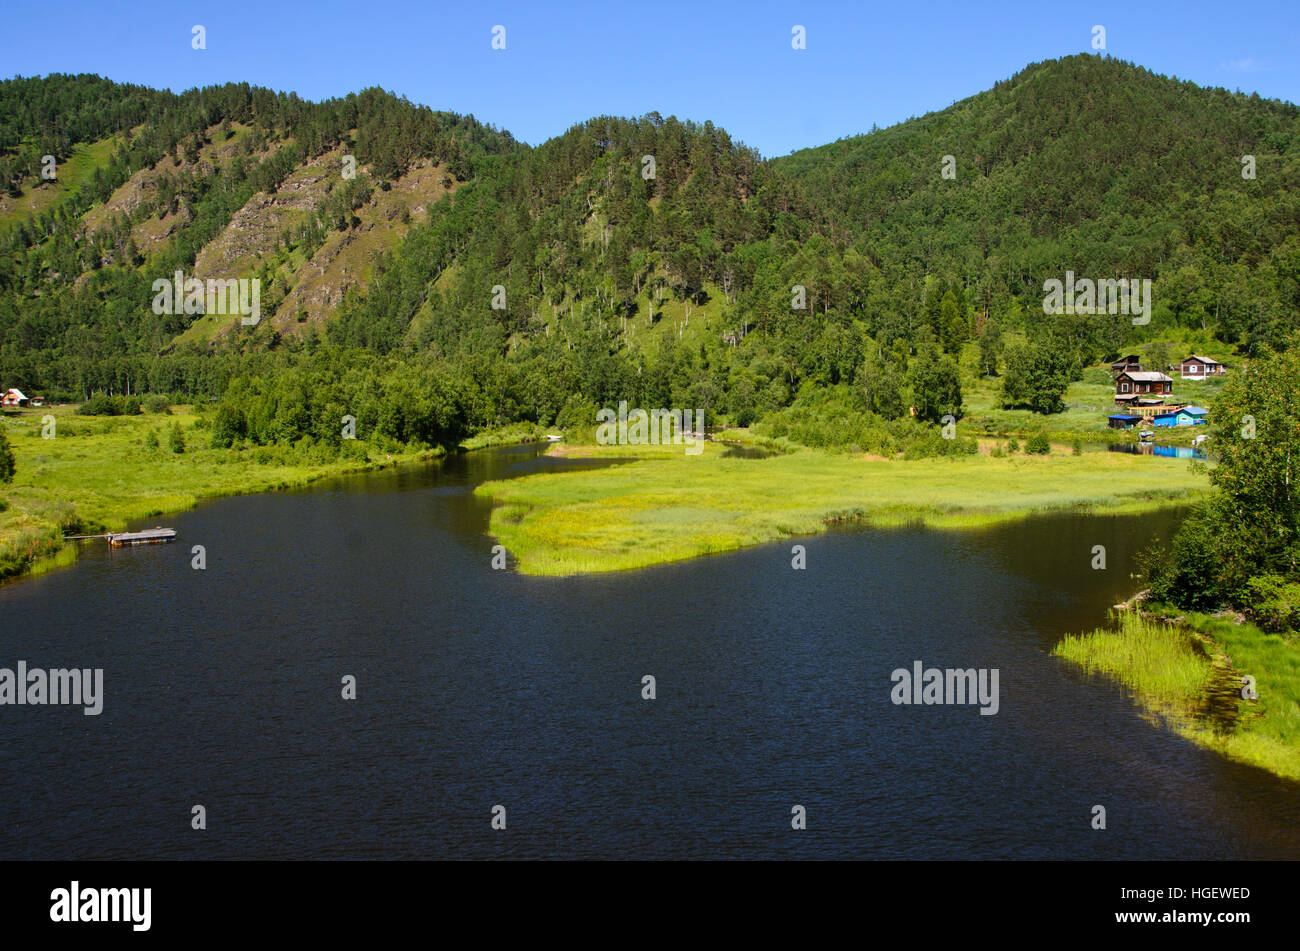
[774,54,1300,353]
[0,54,1296,448]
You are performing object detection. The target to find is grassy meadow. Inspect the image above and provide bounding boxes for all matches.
[0,403,441,580]
[473,439,1210,576]
[1054,611,1300,781]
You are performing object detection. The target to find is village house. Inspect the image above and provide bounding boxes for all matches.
[1179,355,1226,380]
[1112,369,1179,420]
[1109,354,1143,373]
[1114,370,1173,400]
[2,388,29,407]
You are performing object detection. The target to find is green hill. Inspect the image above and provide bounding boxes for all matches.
[0,56,1296,442]
[773,54,1300,352]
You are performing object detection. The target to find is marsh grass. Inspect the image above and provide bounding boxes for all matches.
[458,423,549,451]
[1055,610,1300,781]
[474,441,1209,576]
[1178,610,1300,780]
[1054,613,1216,710]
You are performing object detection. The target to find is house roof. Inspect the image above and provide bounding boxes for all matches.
[1184,406,1210,415]
[4,388,27,400]
[1108,414,1142,420]
[1118,371,1173,382]
[1183,355,1222,365]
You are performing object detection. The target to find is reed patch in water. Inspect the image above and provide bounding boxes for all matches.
[1055,610,1300,781]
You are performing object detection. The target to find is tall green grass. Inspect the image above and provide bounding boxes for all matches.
[1054,613,1216,709]
[1055,610,1300,781]
[1179,610,1300,780]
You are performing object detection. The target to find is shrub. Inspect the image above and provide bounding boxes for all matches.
[1147,511,1223,610]
[76,394,141,416]
[143,394,171,414]
[1071,439,1083,456]
[1244,574,1300,633]
[210,405,248,449]
[1025,433,1051,455]
[753,388,899,455]
[143,429,160,451]
[0,429,14,483]
[1006,437,1020,454]
[555,396,600,443]
[168,422,186,454]
[901,432,943,460]
[902,429,978,460]
[76,394,116,416]
[934,434,979,456]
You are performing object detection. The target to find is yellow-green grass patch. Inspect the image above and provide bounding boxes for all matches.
[474,442,1210,576]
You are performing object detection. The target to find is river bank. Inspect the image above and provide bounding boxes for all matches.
[473,440,1210,576]
[0,405,546,582]
[1054,608,1300,781]
[0,408,1214,586]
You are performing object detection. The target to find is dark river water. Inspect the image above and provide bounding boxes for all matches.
[1,443,1297,860]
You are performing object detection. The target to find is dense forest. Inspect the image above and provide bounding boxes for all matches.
[778,55,1299,348]
[0,55,1297,448]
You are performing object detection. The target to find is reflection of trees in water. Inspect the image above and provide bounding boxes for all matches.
[953,507,1194,620]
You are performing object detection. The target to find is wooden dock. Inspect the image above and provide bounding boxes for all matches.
[108,527,176,547]
[66,527,177,547]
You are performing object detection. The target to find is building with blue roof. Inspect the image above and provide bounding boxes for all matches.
[1152,406,1209,427]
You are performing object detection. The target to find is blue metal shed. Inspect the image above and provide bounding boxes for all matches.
[1153,407,1208,427]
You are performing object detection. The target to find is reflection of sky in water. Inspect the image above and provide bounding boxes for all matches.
[1110,443,1208,460]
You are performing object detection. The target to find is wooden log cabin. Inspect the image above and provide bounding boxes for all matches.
[1179,355,1227,380]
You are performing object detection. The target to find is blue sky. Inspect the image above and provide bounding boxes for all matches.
[3,0,1297,156]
